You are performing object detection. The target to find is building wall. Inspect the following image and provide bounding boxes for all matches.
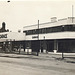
[25,32,75,40]
[23,17,75,40]
[22,17,75,53]
[0,32,26,42]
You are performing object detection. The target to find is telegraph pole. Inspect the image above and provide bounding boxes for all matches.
[38,20,39,40]
[72,5,74,23]
[36,20,39,56]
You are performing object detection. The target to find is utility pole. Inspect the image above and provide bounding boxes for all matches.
[72,5,74,23]
[36,20,39,56]
[62,26,64,59]
[38,20,39,40]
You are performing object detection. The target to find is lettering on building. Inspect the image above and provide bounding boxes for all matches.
[32,36,38,39]
[0,34,7,38]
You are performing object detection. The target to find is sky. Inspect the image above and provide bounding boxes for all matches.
[0,0,75,32]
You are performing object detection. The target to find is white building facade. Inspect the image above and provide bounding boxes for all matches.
[23,17,75,53]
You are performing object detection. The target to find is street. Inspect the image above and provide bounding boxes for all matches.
[0,53,75,75]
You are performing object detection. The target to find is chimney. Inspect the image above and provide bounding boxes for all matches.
[2,22,6,29]
[51,17,57,22]
[18,30,21,33]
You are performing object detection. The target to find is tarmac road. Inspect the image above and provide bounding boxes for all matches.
[0,53,75,75]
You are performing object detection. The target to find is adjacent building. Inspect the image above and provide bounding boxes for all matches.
[0,22,25,52]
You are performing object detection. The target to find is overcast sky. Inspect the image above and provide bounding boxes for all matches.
[0,0,75,32]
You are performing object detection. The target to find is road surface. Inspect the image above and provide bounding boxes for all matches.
[0,53,75,75]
